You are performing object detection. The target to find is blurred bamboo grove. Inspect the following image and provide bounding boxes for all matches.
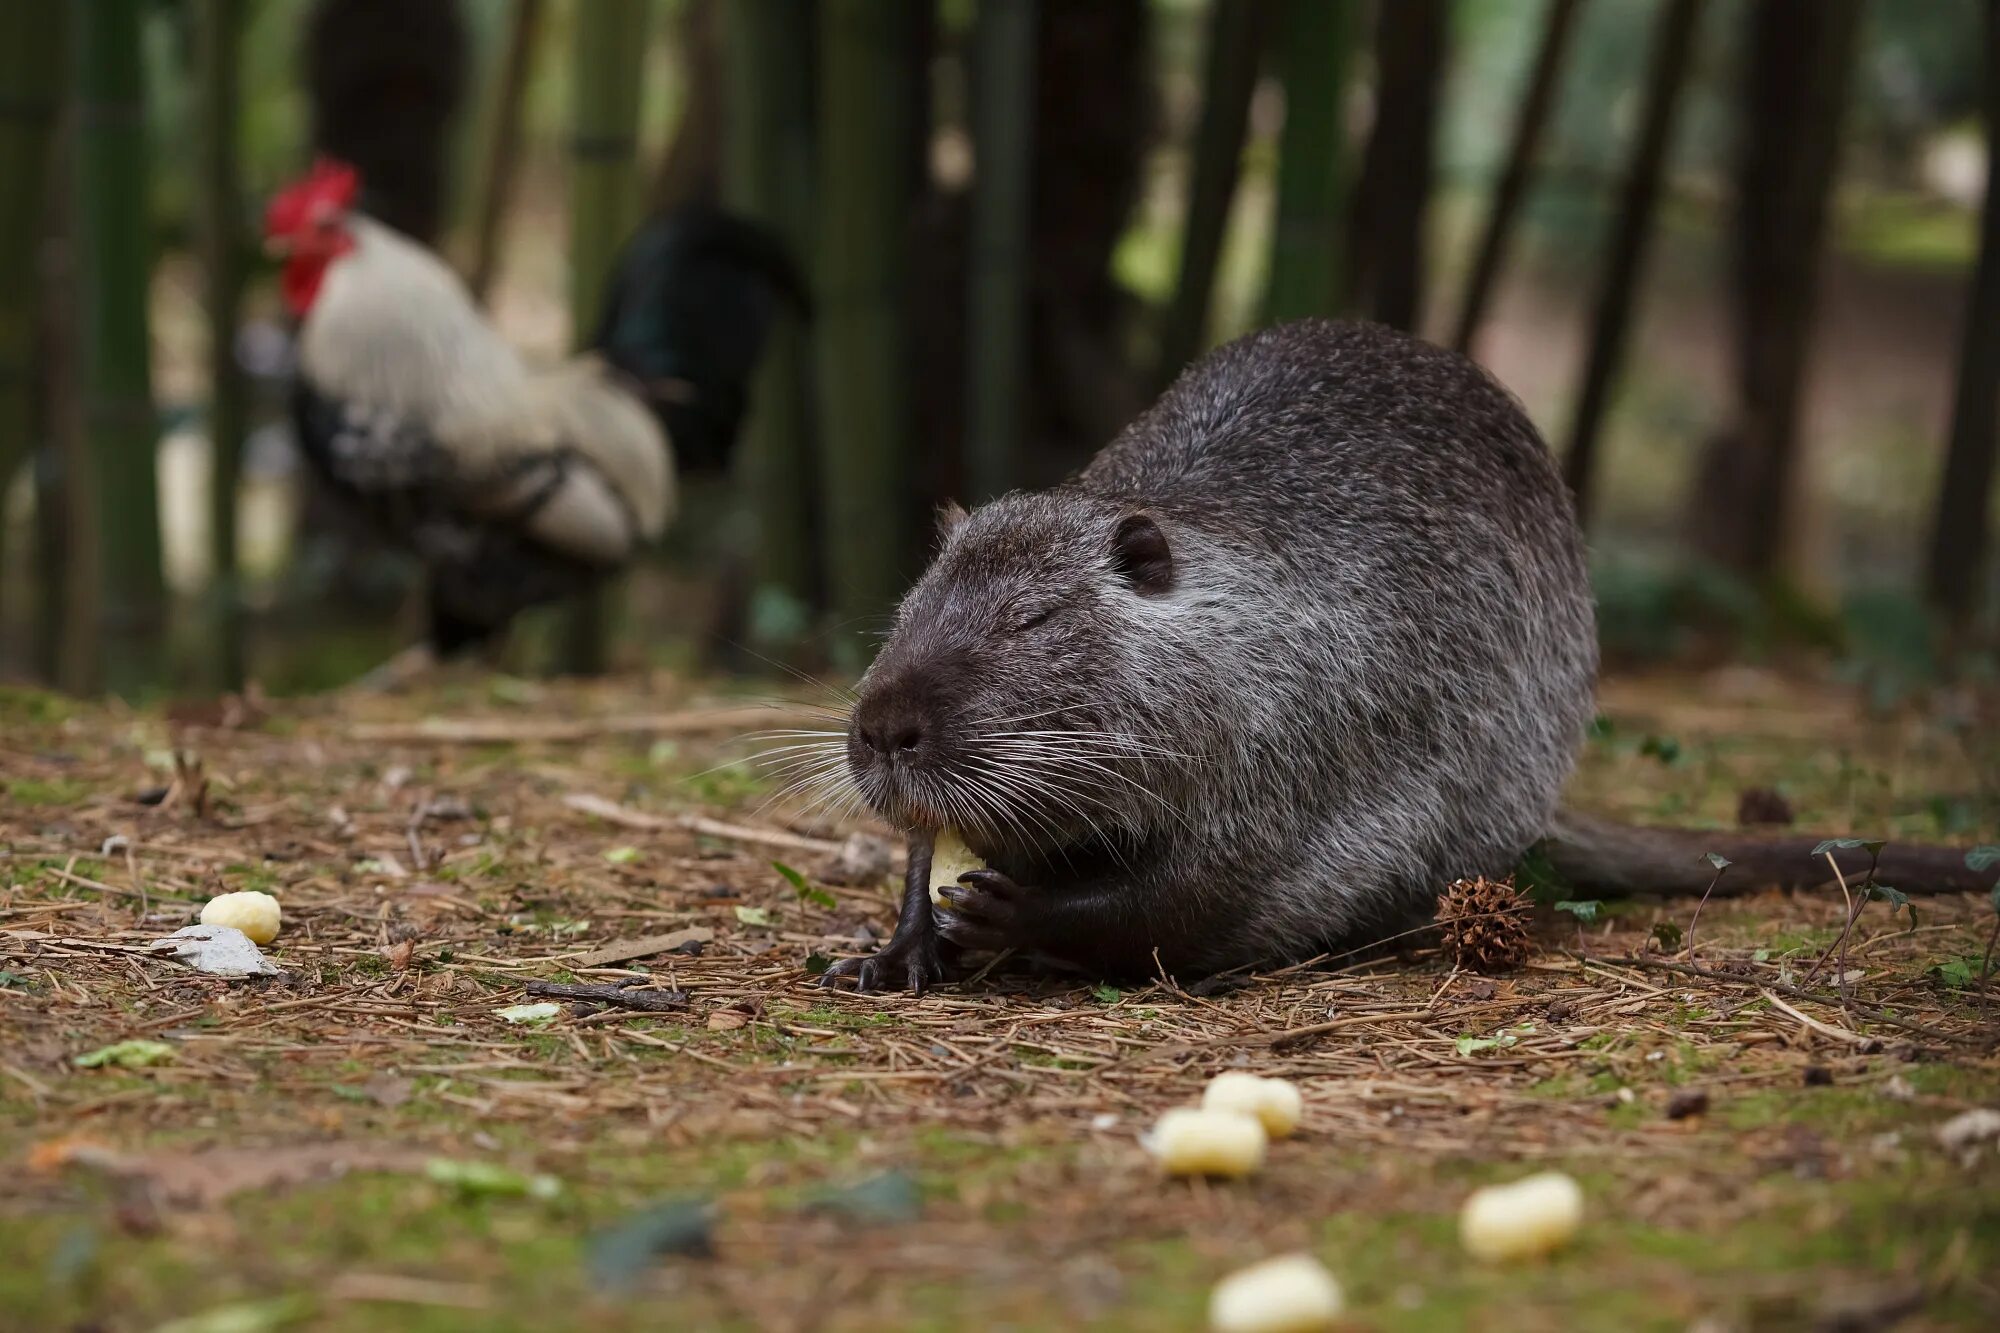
[0,0,1996,696]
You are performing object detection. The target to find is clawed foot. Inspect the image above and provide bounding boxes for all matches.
[935,867,1029,952]
[819,931,948,995]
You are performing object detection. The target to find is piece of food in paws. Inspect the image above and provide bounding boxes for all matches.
[1458,1170,1584,1261]
[1201,1071,1304,1139]
[927,827,986,907]
[199,890,282,944]
[1145,1107,1268,1177]
[1207,1253,1344,1332]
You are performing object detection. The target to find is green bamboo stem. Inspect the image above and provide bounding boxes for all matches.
[1926,0,2000,624]
[721,0,818,647]
[1156,0,1272,390]
[964,0,1037,500]
[815,0,918,655]
[73,0,165,696]
[198,0,246,690]
[1261,0,1356,325]
[1561,0,1704,525]
[0,3,65,654]
[468,0,544,304]
[558,0,651,675]
[1452,0,1583,354]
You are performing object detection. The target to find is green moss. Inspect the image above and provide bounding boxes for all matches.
[5,777,93,807]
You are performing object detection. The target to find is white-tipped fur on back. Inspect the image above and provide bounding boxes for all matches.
[298,217,673,552]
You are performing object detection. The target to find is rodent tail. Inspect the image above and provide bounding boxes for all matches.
[589,205,811,475]
[1541,808,1988,898]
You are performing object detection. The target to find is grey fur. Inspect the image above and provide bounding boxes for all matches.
[845,319,1597,976]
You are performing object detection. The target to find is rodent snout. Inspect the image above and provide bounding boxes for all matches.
[852,699,927,763]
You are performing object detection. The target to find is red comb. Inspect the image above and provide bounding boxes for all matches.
[264,156,361,236]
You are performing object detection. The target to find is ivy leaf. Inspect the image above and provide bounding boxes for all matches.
[1810,838,1867,856]
[1091,984,1123,1005]
[1862,839,1887,857]
[1651,921,1683,950]
[1966,845,2000,872]
[1704,852,1732,871]
[803,952,832,977]
[1638,735,1681,764]
[1868,882,1913,926]
[1933,959,1978,989]
[772,861,836,909]
[1553,899,1602,924]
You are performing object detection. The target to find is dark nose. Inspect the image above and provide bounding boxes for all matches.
[853,698,926,761]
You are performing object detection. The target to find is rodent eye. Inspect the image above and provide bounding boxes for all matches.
[1011,607,1056,634]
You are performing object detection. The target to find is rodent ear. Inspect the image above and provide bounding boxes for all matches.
[1112,513,1174,595]
[936,500,969,536]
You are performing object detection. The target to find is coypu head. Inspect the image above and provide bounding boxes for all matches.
[846,488,1183,857]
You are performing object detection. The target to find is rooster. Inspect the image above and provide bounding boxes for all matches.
[263,157,805,679]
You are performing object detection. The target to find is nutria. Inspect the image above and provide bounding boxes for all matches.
[820,319,1985,992]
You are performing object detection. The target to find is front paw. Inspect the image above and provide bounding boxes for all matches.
[819,933,946,995]
[935,868,1030,952]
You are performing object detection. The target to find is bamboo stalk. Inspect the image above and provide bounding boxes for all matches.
[1354,0,1446,332]
[197,0,246,690]
[467,0,544,304]
[964,0,1037,500]
[1261,0,1357,325]
[1451,0,1582,355]
[0,3,65,655]
[721,0,818,646]
[815,0,919,655]
[73,0,165,696]
[1560,0,1704,525]
[1155,0,1271,391]
[558,0,652,675]
[1926,0,2000,624]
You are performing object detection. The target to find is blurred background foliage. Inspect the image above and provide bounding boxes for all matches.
[0,0,1995,700]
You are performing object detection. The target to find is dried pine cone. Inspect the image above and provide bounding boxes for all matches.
[1435,875,1533,973]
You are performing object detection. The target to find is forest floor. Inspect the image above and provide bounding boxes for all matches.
[2,666,1997,1332]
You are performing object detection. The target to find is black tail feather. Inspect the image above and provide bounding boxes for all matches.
[590,206,810,475]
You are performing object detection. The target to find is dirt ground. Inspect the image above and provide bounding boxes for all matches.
[2,667,1996,1332]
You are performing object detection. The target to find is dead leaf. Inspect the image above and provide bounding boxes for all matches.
[569,927,714,969]
[34,1141,430,1209]
[362,1074,414,1108]
[385,940,415,972]
[706,1010,747,1032]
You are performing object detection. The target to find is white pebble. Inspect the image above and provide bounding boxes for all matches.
[1459,1171,1584,1261]
[200,890,282,945]
[1202,1071,1304,1138]
[1145,1107,1267,1177]
[926,827,985,907]
[1209,1254,1344,1333]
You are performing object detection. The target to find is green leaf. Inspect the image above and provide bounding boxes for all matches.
[1933,959,1978,989]
[1704,852,1732,872]
[1868,882,1914,925]
[0,969,31,988]
[589,1197,714,1290]
[1862,839,1887,857]
[1638,734,1681,764]
[1091,983,1123,1005]
[424,1158,562,1200]
[802,1171,922,1225]
[734,906,771,927]
[803,952,832,977]
[496,1002,562,1024]
[1810,838,1867,856]
[773,861,836,909]
[73,1039,175,1069]
[1751,948,1771,963]
[1455,1033,1517,1056]
[1966,845,2000,872]
[1651,921,1683,950]
[603,846,641,865]
[1553,899,1602,923]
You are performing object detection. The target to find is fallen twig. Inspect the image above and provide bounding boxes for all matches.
[562,793,847,857]
[1603,954,1984,1049]
[522,980,691,1012]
